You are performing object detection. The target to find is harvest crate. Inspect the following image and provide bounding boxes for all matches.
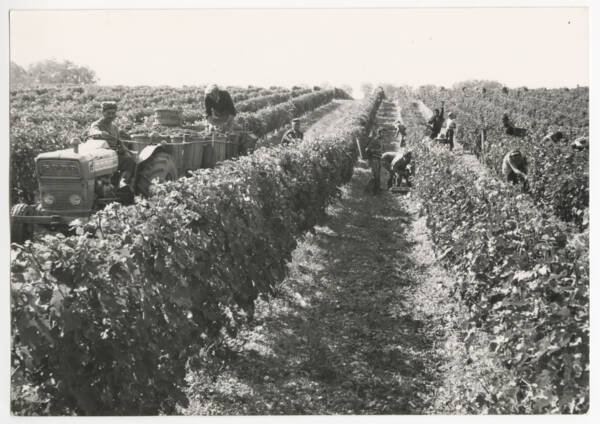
[226,141,238,158]
[202,143,216,168]
[213,140,228,163]
[182,139,205,172]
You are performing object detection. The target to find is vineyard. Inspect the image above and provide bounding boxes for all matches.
[9,82,588,415]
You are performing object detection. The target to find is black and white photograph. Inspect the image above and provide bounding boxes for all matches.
[3,0,595,419]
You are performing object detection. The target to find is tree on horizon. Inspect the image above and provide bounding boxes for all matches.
[10,59,97,87]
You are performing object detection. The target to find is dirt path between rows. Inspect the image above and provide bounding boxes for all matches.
[182,100,459,415]
[304,99,367,138]
[256,99,351,149]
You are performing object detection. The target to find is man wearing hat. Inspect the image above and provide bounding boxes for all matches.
[88,101,135,186]
[204,84,237,131]
[436,111,457,150]
[440,111,457,150]
[89,101,120,147]
[280,118,304,146]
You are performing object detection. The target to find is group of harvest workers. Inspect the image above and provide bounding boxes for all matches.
[361,102,454,194]
[362,98,588,195]
[83,84,306,188]
[363,126,414,194]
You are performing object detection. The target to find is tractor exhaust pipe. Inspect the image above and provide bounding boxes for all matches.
[71,138,80,154]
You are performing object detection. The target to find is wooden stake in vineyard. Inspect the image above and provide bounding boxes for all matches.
[480,113,487,160]
[355,137,364,161]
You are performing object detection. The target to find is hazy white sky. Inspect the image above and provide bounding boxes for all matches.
[9,8,588,90]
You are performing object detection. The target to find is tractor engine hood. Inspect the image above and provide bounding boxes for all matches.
[36,139,118,179]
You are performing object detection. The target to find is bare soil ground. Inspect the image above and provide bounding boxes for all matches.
[303,99,369,138]
[182,100,463,415]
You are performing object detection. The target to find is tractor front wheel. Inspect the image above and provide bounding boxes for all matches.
[11,203,35,244]
[135,152,178,197]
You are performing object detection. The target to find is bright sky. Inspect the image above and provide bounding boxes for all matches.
[9,8,588,92]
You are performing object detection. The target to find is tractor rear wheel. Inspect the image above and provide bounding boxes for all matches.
[135,152,178,197]
[11,203,35,244]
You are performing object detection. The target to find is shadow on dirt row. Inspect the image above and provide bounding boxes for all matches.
[184,163,442,415]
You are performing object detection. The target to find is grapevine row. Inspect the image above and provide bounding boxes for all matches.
[401,98,588,413]
[235,87,312,112]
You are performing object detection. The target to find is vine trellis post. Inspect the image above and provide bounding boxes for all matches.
[480,113,487,160]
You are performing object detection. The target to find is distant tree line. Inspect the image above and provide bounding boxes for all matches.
[10,59,97,87]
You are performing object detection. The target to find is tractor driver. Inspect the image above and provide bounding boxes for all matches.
[88,101,135,187]
[204,84,237,131]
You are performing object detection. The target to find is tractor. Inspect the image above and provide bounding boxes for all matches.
[10,114,258,243]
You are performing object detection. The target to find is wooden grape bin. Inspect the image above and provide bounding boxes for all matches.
[213,138,228,163]
[226,133,239,159]
[125,131,232,171]
[168,136,186,170]
[182,135,206,173]
[202,142,216,168]
[202,132,234,166]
